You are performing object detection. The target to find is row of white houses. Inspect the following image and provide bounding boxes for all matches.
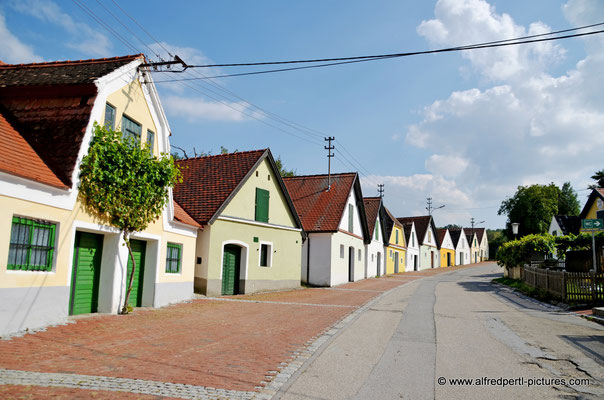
[0,54,487,336]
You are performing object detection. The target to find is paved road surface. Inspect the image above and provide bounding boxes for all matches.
[277,263,604,400]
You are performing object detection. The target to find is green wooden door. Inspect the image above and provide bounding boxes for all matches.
[126,239,147,307]
[222,245,240,295]
[70,232,104,315]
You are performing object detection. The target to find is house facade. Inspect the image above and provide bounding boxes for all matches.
[401,221,420,271]
[0,55,198,336]
[384,207,406,274]
[466,230,480,263]
[398,216,439,270]
[436,228,455,267]
[363,197,387,278]
[548,215,581,237]
[449,228,470,265]
[174,149,304,296]
[466,228,488,262]
[284,173,370,287]
[579,188,604,233]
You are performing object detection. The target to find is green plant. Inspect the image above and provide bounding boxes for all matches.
[78,123,181,314]
[495,234,556,270]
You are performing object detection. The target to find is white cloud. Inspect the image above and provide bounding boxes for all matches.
[425,154,470,178]
[417,0,565,81]
[10,0,112,57]
[163,95,264,122]
[0,12,43,63]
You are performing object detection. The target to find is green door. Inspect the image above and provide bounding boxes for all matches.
[222,245,240,295]
[126,239,147,307]
[70,232,104,315]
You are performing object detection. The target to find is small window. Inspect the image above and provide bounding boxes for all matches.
[395,230,399,244]
[371,254,374,262]
[428,230,432,242]
[166,243,182,273]
[389,249,392,257]
[146,130,155,154]
[340,244,345,258]
[122,115,142,142]
[358,249,361,261]
[374,222,379,240]
[412,233,415,247]
[104,103,116,129]
[260,243,272,267]
[255,188,270,223]
[268,175,271,181]
[348,204,354,232]
[8,216,56,271]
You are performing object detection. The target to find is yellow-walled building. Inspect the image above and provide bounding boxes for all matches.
[579,188,604,232]
[436,228,455,267]
[384,207,406,274]
[0,55,199,336]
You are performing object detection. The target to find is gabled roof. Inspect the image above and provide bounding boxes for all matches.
[579,188,604,220]
[363,197,381,235]
[383,206,404,246]
[0,111,66,189]
[174,149,303,229]
[283,172,369,241]
[397,215,436,247]
[465,228,486,243]
[436,228,448,247]
[553,215,581,236]
[0,55,144,187]
[448,228,464,247]
[173,200,202,228]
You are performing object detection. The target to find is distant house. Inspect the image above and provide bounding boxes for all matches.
[579,188,604,233]
[465,228,488,262]
[401,220,420,271]
[449,228,470,265]
[284,173,370,286]
[363,197,387,278]
[174,149,304,296]
[0,55,199,336]
[548,215,581,237]
[436,228,455,267]
[466,229,479,263]
[397,216,439,269]
[384,207,406,274]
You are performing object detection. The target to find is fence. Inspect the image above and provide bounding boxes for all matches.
[522,265,604,304]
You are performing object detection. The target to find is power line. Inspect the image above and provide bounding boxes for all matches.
[149,23,604,82]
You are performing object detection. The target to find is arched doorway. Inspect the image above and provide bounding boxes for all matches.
[222,244,241,295]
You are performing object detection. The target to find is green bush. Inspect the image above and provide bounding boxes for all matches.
[495,234,556,269]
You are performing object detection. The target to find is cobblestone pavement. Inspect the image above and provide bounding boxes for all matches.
[0,263,486,399]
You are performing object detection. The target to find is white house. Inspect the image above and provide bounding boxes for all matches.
[401,220,420,271]
[284,172,370,286]
[449,229,470,265]
[363,197,387,278]
[398,216,439,270]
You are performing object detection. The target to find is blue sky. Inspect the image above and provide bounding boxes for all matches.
[2,0,603,229]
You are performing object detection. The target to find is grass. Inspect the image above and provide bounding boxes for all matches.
[492,277,561,304]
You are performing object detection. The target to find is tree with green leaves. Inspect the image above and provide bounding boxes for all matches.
[558,182,580,216]
[78,124,181,314]
[589,169,604,189]
[498,183,561,237]
[275,156,296,177]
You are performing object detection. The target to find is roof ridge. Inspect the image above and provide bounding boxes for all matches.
[283,172,357,180]
[174,148,266,163]
[363,196,381,200]
[0,54,144,69]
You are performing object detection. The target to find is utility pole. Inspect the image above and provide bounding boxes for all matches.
[378,184,384,198]
[426,197,445,215]
[325,137,334,190]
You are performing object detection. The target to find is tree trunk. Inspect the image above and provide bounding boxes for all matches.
[120,231,137,314]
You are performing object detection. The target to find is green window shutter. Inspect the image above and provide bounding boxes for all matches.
[255,188,269,223]
[348,204,354,232]
[8,216,55,271]
[166,243,182,273]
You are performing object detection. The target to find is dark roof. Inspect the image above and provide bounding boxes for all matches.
[0,111,66,188]
[465,228,486,243]
[284,172,369,241]
[174,150,266,226]
[436,228,448,247]
[363,197,381,236]
[448,229,463,247]
[173,200,202,228]
[0,55,143,187]
[579,188,604,220]
[397,216,434,246]
[0,55,142,87]
[553,215,581,235]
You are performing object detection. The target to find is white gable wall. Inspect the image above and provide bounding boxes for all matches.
[338,188,364,238]
[455,229,471,265]
[440,230,455,250]
[365,216,384,278]
[405,223,420,272]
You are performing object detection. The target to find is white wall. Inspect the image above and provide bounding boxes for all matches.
[338,188,364,237]
[455,229,471,265]
[330,231,365,286]
[405,224,420,272]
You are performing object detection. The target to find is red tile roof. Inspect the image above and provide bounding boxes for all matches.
[0,55,144,187]
[284,173,357,233]
[363,197,381,235]
[0,112,66,189]
[174,150,267,226]
[173,200,202,228]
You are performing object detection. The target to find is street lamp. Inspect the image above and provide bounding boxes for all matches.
[511,223,519,240]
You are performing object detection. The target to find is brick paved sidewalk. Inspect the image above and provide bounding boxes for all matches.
[0,263,489,399]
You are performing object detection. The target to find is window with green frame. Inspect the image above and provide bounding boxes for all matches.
[8,216,56,271]
[166,243,182,273]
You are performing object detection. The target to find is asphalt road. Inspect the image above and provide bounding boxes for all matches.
[276,262,604,400]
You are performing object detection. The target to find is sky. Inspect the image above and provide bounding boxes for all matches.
[2,0,603,229]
